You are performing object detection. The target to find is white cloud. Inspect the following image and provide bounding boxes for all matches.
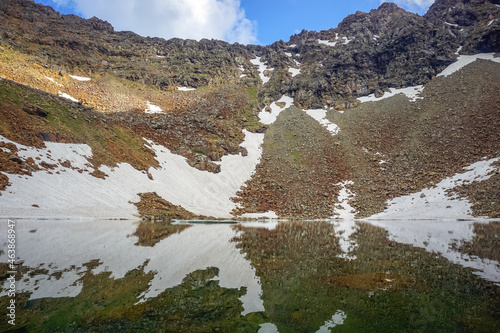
[383,0,435,13]
[59,0,258,44]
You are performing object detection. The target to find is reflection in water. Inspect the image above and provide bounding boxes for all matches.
[368,220,500,284]
[0,219,499,332]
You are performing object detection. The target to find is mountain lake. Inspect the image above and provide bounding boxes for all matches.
[1,218,499,332]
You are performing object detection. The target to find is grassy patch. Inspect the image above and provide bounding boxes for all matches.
[0,79,158,172]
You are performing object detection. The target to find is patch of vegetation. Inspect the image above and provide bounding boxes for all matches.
[131,192,212,246]
[0,266,263,333]
[0,79,158,173]
[242,86,265,132]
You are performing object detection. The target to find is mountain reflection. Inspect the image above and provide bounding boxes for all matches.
[0,219,499,332]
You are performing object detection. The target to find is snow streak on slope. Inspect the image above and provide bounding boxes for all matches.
[45,76,63,86]
[303,109,340,135]
[332,181,356,219]
[69,74,91,81]
[437,53,500,77]
[0,220,265,315]
[58,91,79,102]
[358,85,424,103]
[251,57,274,84]
[258,95,294,125]
[0,131,265,219]
[144,101,164,114]
[368,157,500,220]
[177,86,196,91]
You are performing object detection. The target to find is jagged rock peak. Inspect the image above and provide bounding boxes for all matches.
[425,0,500,26]
[377,2,402,12]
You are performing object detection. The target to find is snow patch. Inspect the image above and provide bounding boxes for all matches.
[239,65,247,78]
[177,86,196,91]
[437,53,500,77]
[251,56,274,84]
[241,211,279,219]
[58,91,79,102]
[288,67,301,77]
[445,22,459,27]
[333,180,356,219]
[368,157,500,220]
[318,33,350,47]
[258,95,294,125]
[318,39,337,47]
[69,74,91,81]
[45,76,63,87]
[342,37,352,44]
[358,85,424,103]
[303,109,340,135]
[488,19,495,26]
[144,101,164,114]
[316,310,347,332]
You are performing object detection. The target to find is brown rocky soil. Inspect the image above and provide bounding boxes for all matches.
[233,106,350,219]
[235,59,500,219]
[131,192,208,246]
[455,222,500,262]
[132,192,200,220]
[336,59,500,218]
[0,141,39,176]
[450,161,500,218]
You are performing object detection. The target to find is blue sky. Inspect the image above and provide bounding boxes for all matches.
[35,0,434,45]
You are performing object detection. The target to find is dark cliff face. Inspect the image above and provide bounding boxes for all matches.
[0,0,257,89]
[261,0,500,108]
[424,0,500,53]
[0,0,498,109]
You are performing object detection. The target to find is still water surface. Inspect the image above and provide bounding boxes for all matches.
[0,218,499,332]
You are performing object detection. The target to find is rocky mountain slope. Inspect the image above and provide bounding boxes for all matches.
[0,0,499,220]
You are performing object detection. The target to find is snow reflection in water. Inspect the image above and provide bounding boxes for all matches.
[0,218,499,332]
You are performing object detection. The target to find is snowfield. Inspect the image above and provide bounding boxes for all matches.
[0,130,265,219]
[303,108,340,135]
[358,85,424,103]
[358,53,500,103]
[368,157,500,220]
[437,53,500,77]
